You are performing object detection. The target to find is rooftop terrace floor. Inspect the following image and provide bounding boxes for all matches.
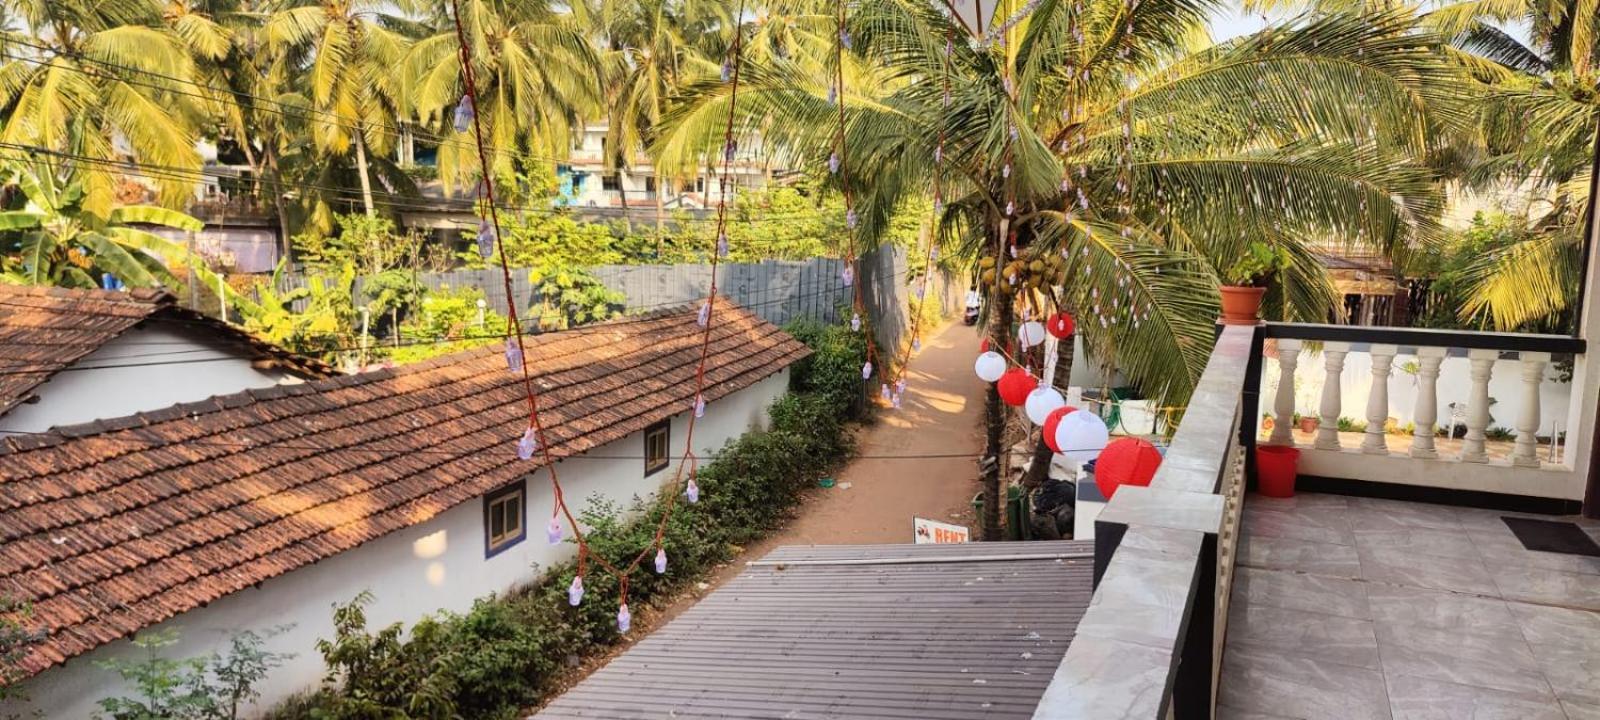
[1218,492,1600,720]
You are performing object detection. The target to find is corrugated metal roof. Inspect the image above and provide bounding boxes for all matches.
[535,540,1095,720]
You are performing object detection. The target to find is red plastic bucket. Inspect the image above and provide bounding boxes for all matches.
[1255,445,1300,498]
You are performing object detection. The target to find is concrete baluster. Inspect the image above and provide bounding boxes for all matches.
[1410,347,1446,459]
[1362,344,1398,454]
[1460,349,1498,463]
[1316,342,1349,450]
[1512,352,1551,467]
[1269,339,1301,446]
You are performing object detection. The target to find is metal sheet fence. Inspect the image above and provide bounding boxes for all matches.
[274,245,960,344]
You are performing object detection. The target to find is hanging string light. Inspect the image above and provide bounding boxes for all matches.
[834,0,878,383]
[446,0,752,632]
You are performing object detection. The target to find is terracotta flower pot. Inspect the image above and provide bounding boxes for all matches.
[1299,416,1319,433]
[1219,286,1266,325]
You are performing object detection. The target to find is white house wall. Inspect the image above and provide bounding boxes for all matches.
[0,324,297,435]
[6,368,788,719]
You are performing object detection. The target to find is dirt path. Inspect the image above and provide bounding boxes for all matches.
[532,321,987,710]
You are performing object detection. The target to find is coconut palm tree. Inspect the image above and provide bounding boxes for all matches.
[657,0,1463,537]
[265,0,412,217]
[0,0,207,213]
[399,0,602,197]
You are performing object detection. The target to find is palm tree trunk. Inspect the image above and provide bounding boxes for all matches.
[616,171,634,234]
[262,146,294,264]
[654,176,665,238]
[1023,330,1074,488]
[353,128,375,218]
[981,239,1013,541]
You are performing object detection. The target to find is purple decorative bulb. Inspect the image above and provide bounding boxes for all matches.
[912,337,921,352]
[930,247,939,260]
[840,29,852,49]
[1002,163,1011,178]
[694,394,706,418]
[617,603,631,633]
[897,378,907,394]
[477,222,495,258]
[829,152,839,174]
[685,478,700,504]
[568,575,584,606]
[934,146,942,163]
[654,548,668,574]
[934,197,944,213]
[842,267,853,287]
[453,96,474,133]
[881,383,891,400]
[1061,178,1071,192]
[1005,200,1015,216]
[851,312,861,332]
[547,515,562,544]
[827,86,837,104]
[1010,245,1018,259]
[1009,124,1018,140]
[891,392,902,409]
[862,361,873,379]
[716,233,729,257]
[846,208,858,229]
[504,338,522,372]
[516,427,539,460]
[697,301,711,327]
[721,60,732,82]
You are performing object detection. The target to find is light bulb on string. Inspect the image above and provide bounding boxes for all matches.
[861,361,873,380]
[504,337,522,372]
[568,575,584,606]
[476,221,495,258]
[453,95,475,133]
[1002,163,1011,179]
[840,28,852,49]
[829,152,840,174]
[891,392,902,409]
[694,394,706,418]
[851,312,861,331]
[716,233,729,258]
[617,603,631,632]
[846,208,858,229]
[685,477,700,504]
[881,383,891,400]
[654,548,668,574]
[842,266,854,287]
[547,515,563,544]
[721,60,732,82]
[516,427,539,460]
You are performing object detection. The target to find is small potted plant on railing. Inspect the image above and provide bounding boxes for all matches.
[1219,241,1289,325]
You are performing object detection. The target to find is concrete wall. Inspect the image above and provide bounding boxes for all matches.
[0,322,297,435]
[4,369,789,719]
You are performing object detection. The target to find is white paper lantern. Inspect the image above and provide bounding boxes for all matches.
[1024,387,1066,425]
[1053,411,1109,463]
[974,351,1006,382]
[1018,321,1047,349]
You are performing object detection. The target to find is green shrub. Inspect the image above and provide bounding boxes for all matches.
[782,318,867,417]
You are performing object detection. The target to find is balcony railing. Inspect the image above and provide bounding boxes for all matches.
[1032,321,1595,719]
[1257,323,1587,507]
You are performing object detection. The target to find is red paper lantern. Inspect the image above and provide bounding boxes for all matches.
[1094,438,1162,500]
[1047,312,1076,338]
[1042,406,1080,452]
[980,338,991,352]
[996,368,1037,406]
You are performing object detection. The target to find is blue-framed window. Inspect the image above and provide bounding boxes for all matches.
[483,483,526,557]
[644,420,670,476]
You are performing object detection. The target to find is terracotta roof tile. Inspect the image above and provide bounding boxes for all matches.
[0,300,808,678]
[0,286,336,417]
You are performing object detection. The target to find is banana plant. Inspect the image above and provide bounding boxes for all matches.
[0,160,245,309]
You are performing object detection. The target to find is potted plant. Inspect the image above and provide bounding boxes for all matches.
[1299,414,1320,434]
[1219,241,1289,325]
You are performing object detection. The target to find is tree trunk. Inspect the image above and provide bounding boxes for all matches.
[262,146,294,264]
[1023,330,1075,488]
[616,171,634,235]
[654,176,665,238]
[981,224,1014,541]
[353,128,375,218]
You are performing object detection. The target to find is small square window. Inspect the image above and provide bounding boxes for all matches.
[644,420,670,476]
[602,174,620,191]
[483,484,525,557]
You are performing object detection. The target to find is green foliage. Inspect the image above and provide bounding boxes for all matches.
[270,319,861,719]
[781,318,870,413]
[1,596,37,707]
[241,263,357,360]
[386,287,509,365]
[94,628,292,720]
[525,265,627,331]
[1222,241,1292,288]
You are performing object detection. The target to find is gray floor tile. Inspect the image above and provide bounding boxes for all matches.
[1523,642,1600,707]
[1219,645,1392,720]
[1508,602,1600,650]
[1216,706,1304,720]
[1471,530,1600,576]
[1229,603,1382,669]
[1239,532,1364,579]
[1375,623,1550,700]
[1563,699,1600,720]
[1348,497,1466,531]
[1359,545,1500,596]
[1491,563,1600,611]
[1365,585,1521,642]
[1385,673,1563,720]
[1353,526,1481,561]
[1235,566,1371,620]
[1244,505,1357,546]
[1250,493,1350,511]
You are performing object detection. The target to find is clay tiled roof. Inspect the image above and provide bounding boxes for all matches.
[0,285,335,417]
[0,301,808,677]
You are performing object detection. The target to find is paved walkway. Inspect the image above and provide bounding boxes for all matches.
[1220,492,1600,720]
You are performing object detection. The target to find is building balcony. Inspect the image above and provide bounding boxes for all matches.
[1033,319,1600,719]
